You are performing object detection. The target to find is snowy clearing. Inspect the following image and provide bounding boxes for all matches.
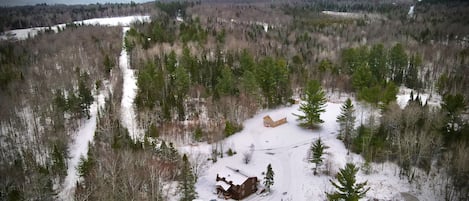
[322,11,383,20]
[0,15,150,41]
[181,97,440,201]
[322,11,365,19]
[396,86,442,109]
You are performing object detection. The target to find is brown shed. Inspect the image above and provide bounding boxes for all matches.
[263,115,287,127]
[216,173,258,200]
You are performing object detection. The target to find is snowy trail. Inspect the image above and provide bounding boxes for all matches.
[58,91,106,200]
[55,16,149,200]
[119,27,143,141]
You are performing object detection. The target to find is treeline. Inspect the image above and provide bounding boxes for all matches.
[340,43,421,104]
[0,2,153,32]
[283,0,408,16]
[134,47,291,121]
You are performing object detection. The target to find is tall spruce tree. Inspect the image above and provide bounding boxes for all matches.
[327,163,370,201]
[77,74,94,119]
[178,154,197,201]
[336,98,356,150]
[310,138,329,175]
[294,80,326,128]
[389,43,408,85]
[264,164,274,192]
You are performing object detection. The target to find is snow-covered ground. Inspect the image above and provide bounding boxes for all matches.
[119,27,143,141]
[396,86,442,109]
[408,5,415,17]
[0,15,150,41]
[181,96,440,201]
[322,11,364,19]
[58,88,107,200]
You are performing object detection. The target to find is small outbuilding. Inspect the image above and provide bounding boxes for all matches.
[216,173,258,200]
[263,115,287,127]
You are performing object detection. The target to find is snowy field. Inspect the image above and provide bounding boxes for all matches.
[0,15,150,41]
[181,96,440,201]
[322,11,365,18]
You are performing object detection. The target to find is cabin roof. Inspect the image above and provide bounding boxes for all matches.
[216,181,231,191]
[218,171,249,185]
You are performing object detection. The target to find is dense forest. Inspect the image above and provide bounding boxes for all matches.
[0,0,468,200]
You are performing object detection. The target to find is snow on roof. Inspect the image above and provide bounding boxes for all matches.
[216,181,231,191]
[218,171,249,185]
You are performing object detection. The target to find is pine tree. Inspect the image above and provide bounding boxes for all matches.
[178,154,197,201]
[294,80,326,128]
[326,163,370,201]
[51,144,67,177]
[264,164,274,192]
[310,138,329,175]
[336,98,356,150]
[215,66,236,96]
[441,93,466,141]
[389,43,408,85]
[77,74,94,119]
[77,145,94,177]
[173,65,190,120]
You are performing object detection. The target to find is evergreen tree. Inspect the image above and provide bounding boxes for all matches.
[193,127,203,141]
[441,93,466,141]
[51,144,67,178]
[173,65,190,120]
[239,49,255,74]
[368,44,387,82]
[215,66,237,96]
[103,54,114,74]
[240,70,259,96]
[77,145,94,177]
[295,80,326,128]
[264,164,274,192]
[327,163,370,201]
[256,57,290,107]
[178,154,197,201]
[310,138,329,175]
[405,54,421,89]
[352,64,374,91]
[389,43,408,85]
[336,98,356,150]
[77,73,94,119]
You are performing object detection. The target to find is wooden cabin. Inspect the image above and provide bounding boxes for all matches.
[216,173,258,200]
[263,115,287,127]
